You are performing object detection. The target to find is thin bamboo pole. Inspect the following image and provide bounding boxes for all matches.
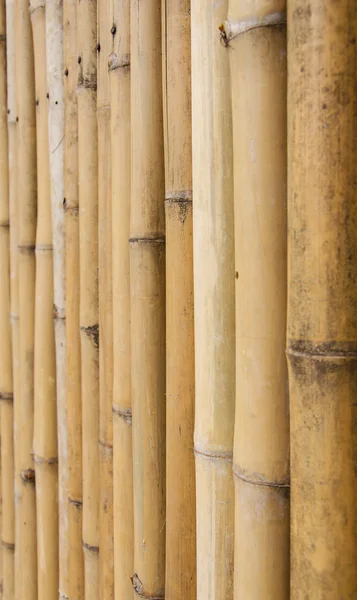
[0,0,15,597]
[162,0,195,597]
[221,2,289,597]
[64,0,84,595]
[14,0,37,592]
[30,1,58,598]
[46,1,67,597]
[108,0,133,596]
[97,0,113,596]
[77,0,99,592]
[287,2,357,598]
[191,0,235,597]
[130,0,166,595]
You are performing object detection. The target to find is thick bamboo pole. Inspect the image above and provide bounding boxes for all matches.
[287,2,357,598]
[77,0,99,593]
[130,0,166,596]
[64,0,84,595]
[191,1,235,597]
[15,0,37,593]
[221,2,289,597]
[30,1,58,598]
[46,1,67,597]
[0,0,15,597]
[108,0,133,596]
[162,1,195,598]
[97,0,113,596]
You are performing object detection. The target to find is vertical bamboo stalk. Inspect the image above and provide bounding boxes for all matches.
[0,0,15,596]
[130,0,166,595]
[97,0,114,596]
[162,0,195,598]
[77,0,99,593]
[46,1,67,597]
[191,0,235,597]
[15,0,37,592]
[30,1,59,599]
[64,0,84,595]
[108,0,133,596]
[221,2,289,597]
[287,2,357,598]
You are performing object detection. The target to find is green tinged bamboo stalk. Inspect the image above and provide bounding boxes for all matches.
[162,0,196,597]
[287,2,357,598]
[130,0,166,595]
[108,0,133,595]
[77,0,100,593]
[30,1,58,597]
[15,0,37,593]
[191,0,235,597]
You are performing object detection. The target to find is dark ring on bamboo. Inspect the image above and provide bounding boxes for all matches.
[0,392,13,401]
[1,540,15,551]
[129,237,165,244]
[18,244,35,254]
[165,190,192,203]
[0,220,10,228]
[82,541,99,553]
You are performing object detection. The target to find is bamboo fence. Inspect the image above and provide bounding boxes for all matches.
[0,2,355,600]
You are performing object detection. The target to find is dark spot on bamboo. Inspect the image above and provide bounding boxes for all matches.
[16,117,18,122]
[64,68,69,76]
[36,99,39,105]
[96,43,101,52]
[322,103,327,109]
[46,92,49,98]
[78,56,81,64]
[20,468,35,484]
[235,271,239,279]
[111,24,116,35]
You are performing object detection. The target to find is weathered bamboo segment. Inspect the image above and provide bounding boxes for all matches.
[97,0,114,596]
[15,0,38,593]
[77,0,100,593]
[222,2,289,597]
[287,2,357,598]
[130,0,166,595]
[191,0,235,597]
[46,0,68,596]
[64,0,84,595]
[162,0,195,598]
[30,1,58,598]
[108,0,133,595]
[1,0,15,597]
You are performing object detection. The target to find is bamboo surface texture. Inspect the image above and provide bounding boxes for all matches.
[0,0,15,596]
[64,0,84,594]
[97,0,114,596]
[191,0,235,597]
[162,0,196,598]
[30,1,59,597]
[15,0,37,593]
[130,0,166,596]
[108,0,133,595]
[287,2,357,598]
[223,1,290,598]
[77,0,100,592]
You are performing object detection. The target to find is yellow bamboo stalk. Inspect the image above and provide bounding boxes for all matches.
[221,2,289,597]
[30,1,58,598]
[108,0,133,596]
[130,0,166,595]
[287,2,357,598]
[191,0,235,597]
[64,0,84,595]
[162,0,195,597]
[77,0,99,592]
[0,0,15,597]
[15,0,37,592]
[97,0,114,596]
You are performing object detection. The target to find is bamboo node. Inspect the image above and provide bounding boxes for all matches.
[53,304,66,320]
[10,312,19,324]
[220,11,286,45]
[68,496,83,509]
[33,453,58,465]
[77,79,97,92]
[80,324,99,348]
[99,439,113,453]
[35,244,53,253]
[0,392,13,401]
[82,540,99,553]
[129,236,165,245]
[194,446,233,462]
[131,574,165,599]
[1,540,15,552]
[112,405,132,425]
[287,341,357,359]
[20,469,36,484]
[0,34,6,41]
[233,465,290,490]
[18,243,35,255]
[0,220,10,228]
[165,190,192,203]
[108,52,130,72]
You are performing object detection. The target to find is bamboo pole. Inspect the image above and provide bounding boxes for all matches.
[15,0,37,592]
[108,0,133,596]
[46,1,67,597]
[130,0,166,595]
[64,0,84,595]
[191,0,235,597]
[97,0,114,596]
[220,2,289,597]
[30,1,59,598]
[77,0,100,592]
[0,0,15,597]
[162,0,195,598]
[287,2,357,598]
